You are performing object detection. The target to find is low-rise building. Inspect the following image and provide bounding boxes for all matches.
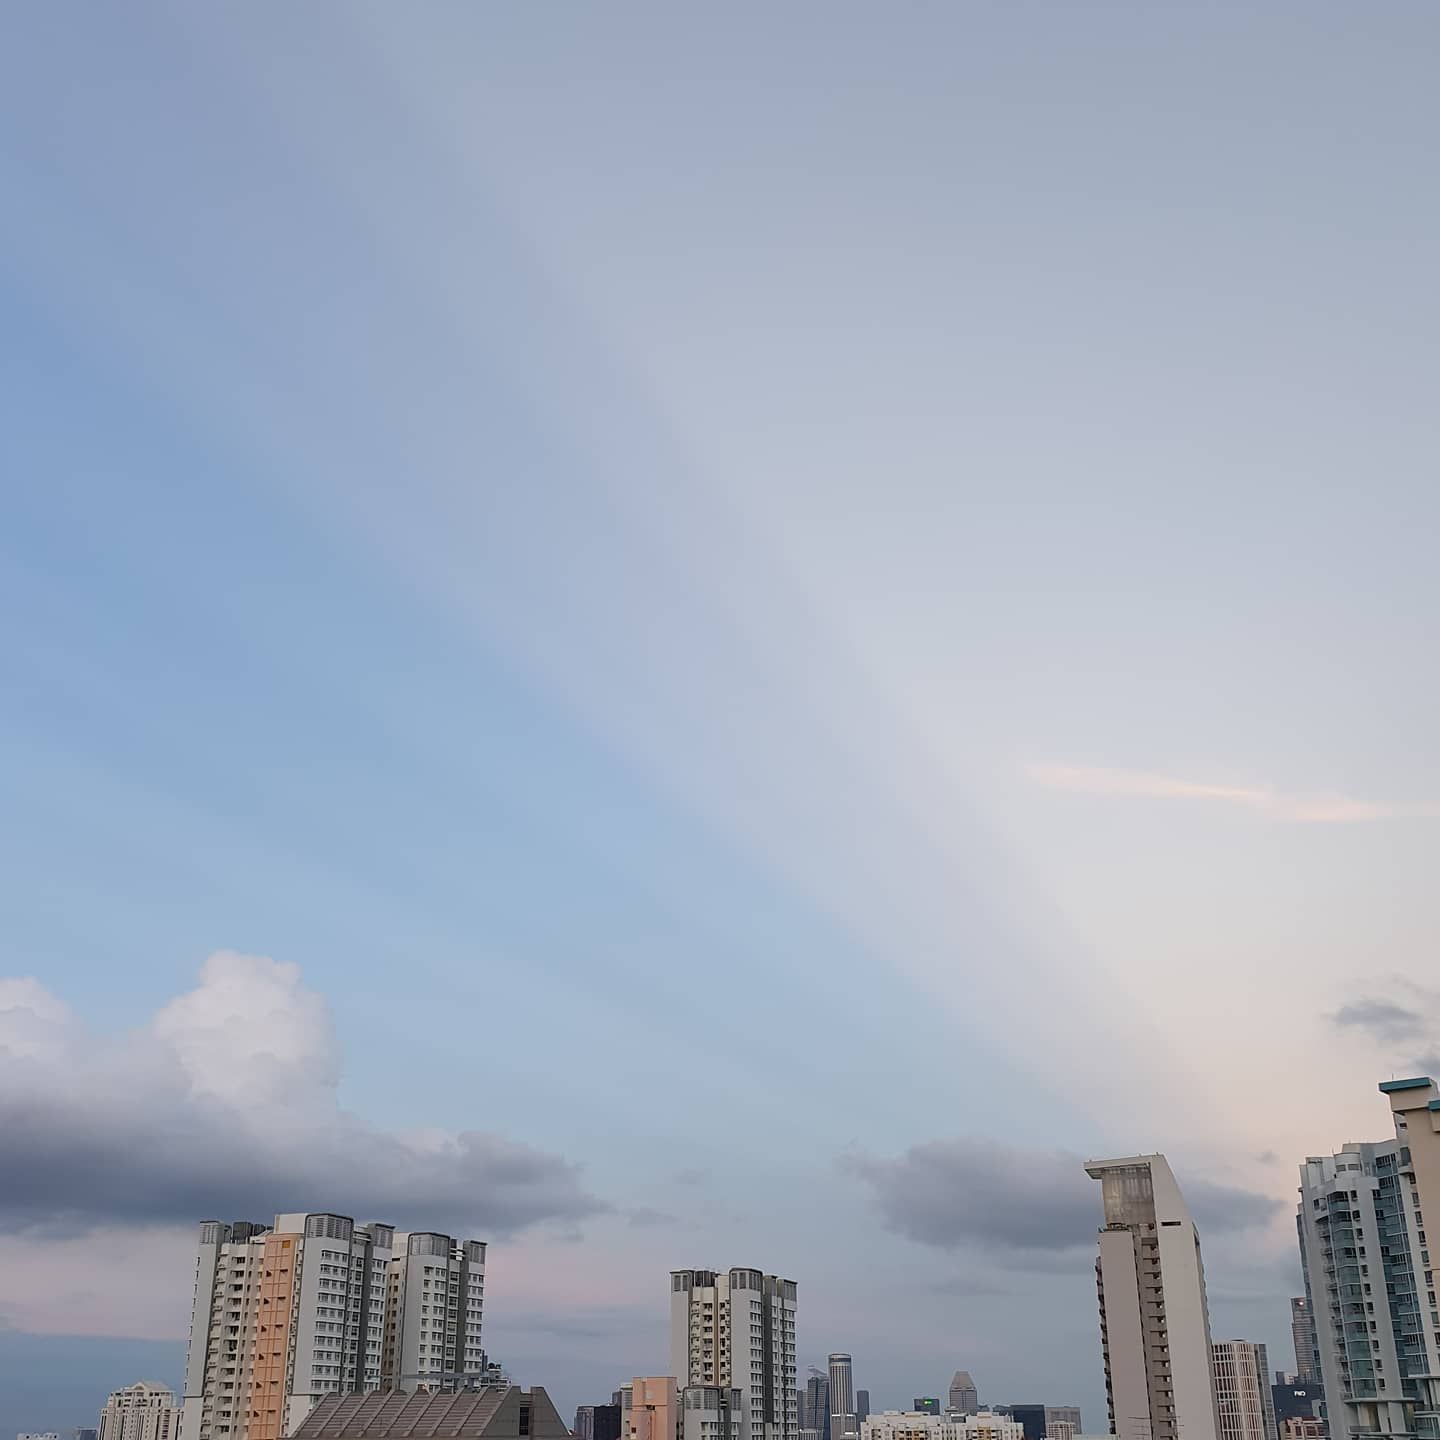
[288,1387,567,1440]
[861,1413,1024,1440]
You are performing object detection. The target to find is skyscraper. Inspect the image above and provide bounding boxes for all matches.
[1290,1300,1318,1384]
[1043,1409,1081,1440]
[857,1396,870,1426]
[1087,1154,1220,1440]
[179,1213,486,1440]
[98,1384,176,1440]
[829,1356,856,1440]
[1008,1408,1045,1440]
[670,1269,798,1440]
[914,1405,941,1419]
[1213,1342,1278,1440]
[949,1379,979,1417]
[802,1373,831,1440]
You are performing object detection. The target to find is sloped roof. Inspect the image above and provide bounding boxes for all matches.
[292,1389,514,1439]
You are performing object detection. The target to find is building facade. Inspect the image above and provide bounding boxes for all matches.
[858,1399,870,1427]
[1292,1301,1319,1384]
[380,1232,486,1389]
[670,1270,797,1440]
[1297,1129,1440,1440]
[1087,1154,1220,1440]
[290,1386,568,1440]
[828,1357,856,1440]
[1213,1342,1278,1440]
[1045,1410,1082,1440]
[916,1408,941,1420]
[1009,1409,1045,1440]
[179,1213,486,1440]
[949,1381,979,1418]
[1270,1383,1321,1430]
[99,1384,177,1440]
[802,1375,831,1440]
[683,1389,745,1440]
[628,1379,679,1440]
[860,1414,1024,1440]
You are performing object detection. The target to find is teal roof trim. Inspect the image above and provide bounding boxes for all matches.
[1379,1077,1433,1093]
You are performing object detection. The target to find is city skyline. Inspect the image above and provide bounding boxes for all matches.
[6,0,1440,1436]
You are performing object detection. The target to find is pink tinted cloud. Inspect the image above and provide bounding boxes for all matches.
[1027,763,1439,825]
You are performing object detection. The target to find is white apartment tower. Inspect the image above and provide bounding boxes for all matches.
[381,1231,487,1388]
[1087,1154,1221,1440]
[179,1213,486,1440]
[1296,1117,1440,1440]
[1212,1342,1277,1440]
[670,1268,798,1440]
[98,1383,177,1440]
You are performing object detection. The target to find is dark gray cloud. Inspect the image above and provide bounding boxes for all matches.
[841,1139,1278,1259]
[0,958,605,1239]
[1333,999,1427,1044]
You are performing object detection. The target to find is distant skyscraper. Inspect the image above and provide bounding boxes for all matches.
[914,1404,941,1418]
[670,1268,798,1440]
[829,1355,857,1440]
[857,1396,870,1426]
[1289,1300,1317,1385]
[949,1378,979,1416]
[1213,1342,1278,1440]
[594,1407,622,1440]
[576,1408,596,1440]
[1008,1407,1046,1440]
[803,1374,831,1440]
[99,1385,176,1440]
[1043,1409,1081,1440]
[1269,1381,1320,1429]
[1087,1154,1220,1440]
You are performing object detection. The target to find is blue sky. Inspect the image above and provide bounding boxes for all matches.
[4,1,1440,1432]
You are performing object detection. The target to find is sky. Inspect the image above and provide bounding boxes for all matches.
[3,0,1440,1431]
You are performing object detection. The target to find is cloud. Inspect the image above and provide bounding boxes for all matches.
[842,1138,1277,1259]
[624,1206,678,1229]
[1333,998,1427,1044]
[1331,983,1440,1080]
[0,953,604,1238]
[673,1167,710,1186]
[1027,763,1439,825]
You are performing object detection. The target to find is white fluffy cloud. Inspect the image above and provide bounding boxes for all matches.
[0,952,604,1237]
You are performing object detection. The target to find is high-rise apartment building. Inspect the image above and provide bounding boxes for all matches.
[380,1231,486,1388]
[1087,1154,1220,1440]
[670,1269,797,1440]
[828,1356,856,1440]
[1297,1135,1440,1440]
[1297,1078,1440,1440]
[1291,1301,1319,1384]
[98,1385,177,1440]
[1213,1343,1277,1440]
[949,1380,979,1417]
[179,1213,486,1440]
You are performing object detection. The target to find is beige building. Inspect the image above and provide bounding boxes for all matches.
[629,1379,680,1440]
[380,1231,487,1388]
[1211,1342,1276,1440]
[670,1269,797,1440]
[99,1384,177,1440]
[1087,1155,1220,1440]
[860,1414,1024,1440]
